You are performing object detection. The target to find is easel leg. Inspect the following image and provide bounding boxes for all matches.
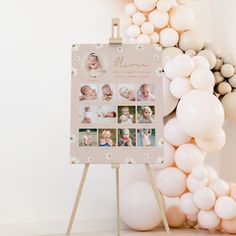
[145,164,171,234]
[66,163,90,236]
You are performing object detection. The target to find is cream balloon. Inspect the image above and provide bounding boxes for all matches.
[141,22,154,35]
[229,182,236,201]
[193,187,216,210]
[214,71,225,84]
[157,0,171,12]
[176,90,225,138]
[205,165,218,182]
[166,205,186,228]
[163,76,179,116]
[187,174,208,192]
[164,118,191,147]
[125,3,137,16]
[221,92,236,121]
[162,47,183,66]
[221,216,236,234]
[170,77,193,99]
[175,144,204,173]
[190,68,215,90]
[195,128,226,153]
[229,75,236,88]
[185,49,197,57]
[169,6,194,31]
[160,28,179,48]
[197,50,217,70]
[127,24,140,38]
[134,0,157,12]
[136,34,151,44]
[120,14,132,29]
[156,167,187,198]
[132,12,145,26]
[191,165,208,181]
[221,64,235,78]
[214,58,223,71]
[180,192,199,215]
[179,30,204,52]
[198,210,220,230]
[150,32,159,44]
[148,10,169,29]
[215,196,236,220]
[209,179,230,198]
[186,214,198,222]
[120,182,162,231]
[192,56,210,69]
[204,43,222,59]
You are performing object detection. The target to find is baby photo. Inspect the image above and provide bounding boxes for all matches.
[98,105,117,124]
[137,84,155,101]
[118,84,136,102]
[81,52,107,78]
[98,84,116,102]
[79,129,97,147]
[118,129,136,147]
[137,129,155,147]
[79,106,97,124]
[79,84,97,101]
[118,106,136,124]
[98,129,116,147]
[137,106,155,124]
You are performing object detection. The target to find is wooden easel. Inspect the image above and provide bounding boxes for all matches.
[66,18,170,236]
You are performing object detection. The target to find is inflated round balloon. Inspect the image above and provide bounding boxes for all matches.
[229,75,236,88]
[214,71,225,84]
[127,24,141,38]
[160,28,179,48]
[136,34,151,44]
[120,14,132,29]
[169,6,194,31]
[195,128,226,153]
[125,3,137,16]
[150,32,159,44]
[192,56,210,69]
[193,187,216,210]
[186,214,198,222]
[209,179,230,198]
[186,220,197,227]
[190,68,215,90]
[151,142,175,170]
[215,196,236,220]
[197,50,217,70]
[205,165,218,182]
[176,90,225,138]
[187,174,208,192]
[156,0,171,12]
[221,92,236,121]
[192,165,208,181]
[166,205,186,228]
[214,58,224,71]
[170,77,193,99]
[164,118,191,147]
[221,216,236,234]
[198,210,220,230]
[204,43,222,59]
[134,0,157,12]
[120,182,162,231]
[223,54,236,66]
[221,64,235,78]
[156,167,187,198]
[185,49,197,57]
[163,76,179,116]
[180,192,199,215]
[162,47,183,67]
[175,144,204,173]
[141,22,154,35]
[132,12,146,26]
[229,182,236,201]
[179,30,204,52]
[148,10,169,29]
[164,60,178,80]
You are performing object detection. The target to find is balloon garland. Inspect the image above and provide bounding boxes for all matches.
[119,0,236,234]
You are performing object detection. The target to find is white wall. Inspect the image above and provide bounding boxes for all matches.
[0,0,236,235]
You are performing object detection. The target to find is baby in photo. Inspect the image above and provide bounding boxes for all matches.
[98,106,116,124]
[81,130,93,146]
[99,111,116,118]
[102,84,113,101]
[119,86,135,101]
[137,84,155,101]
[80,85,97,101]
[140,129,152,146]
[138,106,154,124]
[99,129,113,147]
[119,107,134,124]
[118,129,133,147]
[87,53,106,77]
[81,106,93,123]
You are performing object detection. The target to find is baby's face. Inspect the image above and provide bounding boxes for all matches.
[122,131,129,139]
[122,108,129,116]
[103,87,111,95]
[141,86,151,98]
[88,56,98,67]
[143,108,152,118]
[83,87,93,95]
[143,129,149,134]
[85,107,91,112]
[107,112,115,118]
[103,131,111,139]
[120,87,130,98]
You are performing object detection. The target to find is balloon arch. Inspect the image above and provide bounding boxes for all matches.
[119,0,236,234]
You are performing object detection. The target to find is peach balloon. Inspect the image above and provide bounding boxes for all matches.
[180,192,199,215]
[156,167,187,198]
[198,210,220,230]
[187,174,208,192]
[175,144,204,174]
[221,216,236,234]
[209,179,230,198]
[186,214,198,222]
[166,205,186,228]
[186,220,197,227]
[164,118,191,147]
[215,196,236,220]
[170,77,193,99]
[176,90,225,138]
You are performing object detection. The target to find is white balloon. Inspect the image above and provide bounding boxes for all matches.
[176,90,225,138]
[125,3,137,16]
[169,6,194,31]
[134,0,157,12]
[136,34,151,44]
[141,22,154,35]
[157,167,187,198]
[193,187,216,210]
[215,196,236,220]
[204,165,218,182]
[132,12,145,26]
[197,50,217,70]
[150,32,159,44]
[185,49,197,57]
[209,179,230,198]
[120,182,162,230]
[148,10,169,29]
[164,118,191,146]
[195,128,226,153]
[164,60,177,79]
[170,77,193,99]
[180,192,199,215]
[187,174,208,192]
[162,47,183,66]
[157,0,171,12]
[221,92,236,121]
[179,30,204,52]
[190,68,215,90]
[160,28,179,48]
[191,165,208,181]
[204,43,222,59]
[192,56,210,69]
[198,210,220,229]
[175,144,204,173]
[163,76,179,116]
[127,24,140,38]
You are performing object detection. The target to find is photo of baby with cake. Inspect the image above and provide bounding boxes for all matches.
[79,106,97,123]
[118,84,136,101]
[98,129,116,147]
[79,84,97,101]
[118,106,135,124]
[98,105,117,124]
[79,129,97,147]
[137,84,155,101]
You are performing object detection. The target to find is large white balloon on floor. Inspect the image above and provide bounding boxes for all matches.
[177,90,225,138]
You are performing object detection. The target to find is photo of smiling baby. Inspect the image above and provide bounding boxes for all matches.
[118,106,135,124]
[98,129,116,147]
[79,129,97,147]
[137,106,155,124]
[137,84,155,101]
[118,128,136,147]
[118,84,136,101]
[79,84,97,101]
[98,105,117,124]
